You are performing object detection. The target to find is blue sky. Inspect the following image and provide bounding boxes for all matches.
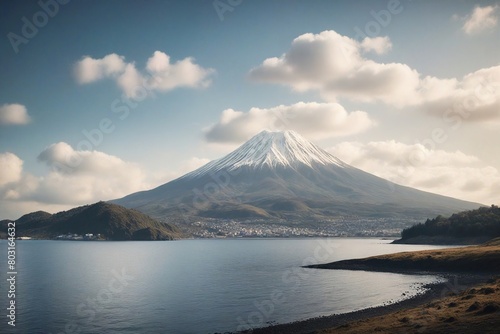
[1,0,500,219]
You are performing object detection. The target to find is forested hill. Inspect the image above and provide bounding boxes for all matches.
[0,201,183,241]
[397,205,500,243]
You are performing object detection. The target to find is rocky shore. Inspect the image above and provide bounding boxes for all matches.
[233,238,500,333]
[234,274,491,334]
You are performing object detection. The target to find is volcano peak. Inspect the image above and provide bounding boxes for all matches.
[185,130,346,179]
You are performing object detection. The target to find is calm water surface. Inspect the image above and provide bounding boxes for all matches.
[0,238,453,333]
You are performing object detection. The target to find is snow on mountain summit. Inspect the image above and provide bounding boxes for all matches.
[185,130,346,178]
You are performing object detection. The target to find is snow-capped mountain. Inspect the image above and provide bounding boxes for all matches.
[112,130,481,222]
[185,130,345,178]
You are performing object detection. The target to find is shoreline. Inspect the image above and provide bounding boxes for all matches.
[392,236,492,245]
[233,272,492,334]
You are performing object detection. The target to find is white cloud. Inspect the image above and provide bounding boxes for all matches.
[462,5,499,35]
[248,30,420,106]
[34,142,149,203]
[74,51,214,98]
[0,103,31,125]
[360,36,392,54]
[249,30,500,121]
[249,31,360,91]
[0,153,39,204]
[2,173,38,201]
[328,140,500,205]
[204,102,375,144]
[0,153,23,187]
[0,144,151,210]
[145,51,214,91]
[73,53,127,84]
[323,60,420,106]
[0,148,212,219]
[419,66,500,122]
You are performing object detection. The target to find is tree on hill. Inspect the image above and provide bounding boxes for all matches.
[401,205,500,240]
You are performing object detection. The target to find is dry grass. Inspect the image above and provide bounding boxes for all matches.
[246,239,500,334]
[315,238,500,333]
[319,277,500,334]
[375,244,500,265]
[380,237,500,262]
[309,238,500,273]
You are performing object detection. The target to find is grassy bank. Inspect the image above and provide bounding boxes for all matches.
[307,238,500,274]
[241,238,500,333]
[308,238,500,333]
[319,277,500,334]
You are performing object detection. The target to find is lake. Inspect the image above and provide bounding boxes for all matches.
[0,238,452,333]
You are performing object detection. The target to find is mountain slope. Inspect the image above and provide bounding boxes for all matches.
[2,202,183,240]
[113,130,482,221]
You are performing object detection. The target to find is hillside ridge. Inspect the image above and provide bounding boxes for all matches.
[0,201,182,241]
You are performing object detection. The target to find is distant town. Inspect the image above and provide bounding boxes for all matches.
[14,234,102,241]
[55,233,102,240]
[179,217,421,239]
[12,217,422,241]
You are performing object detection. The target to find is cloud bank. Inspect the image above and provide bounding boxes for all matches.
[0,144,149,207]
[0,145,213,219]
[249,30,500,121]
[329,140,500,205]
